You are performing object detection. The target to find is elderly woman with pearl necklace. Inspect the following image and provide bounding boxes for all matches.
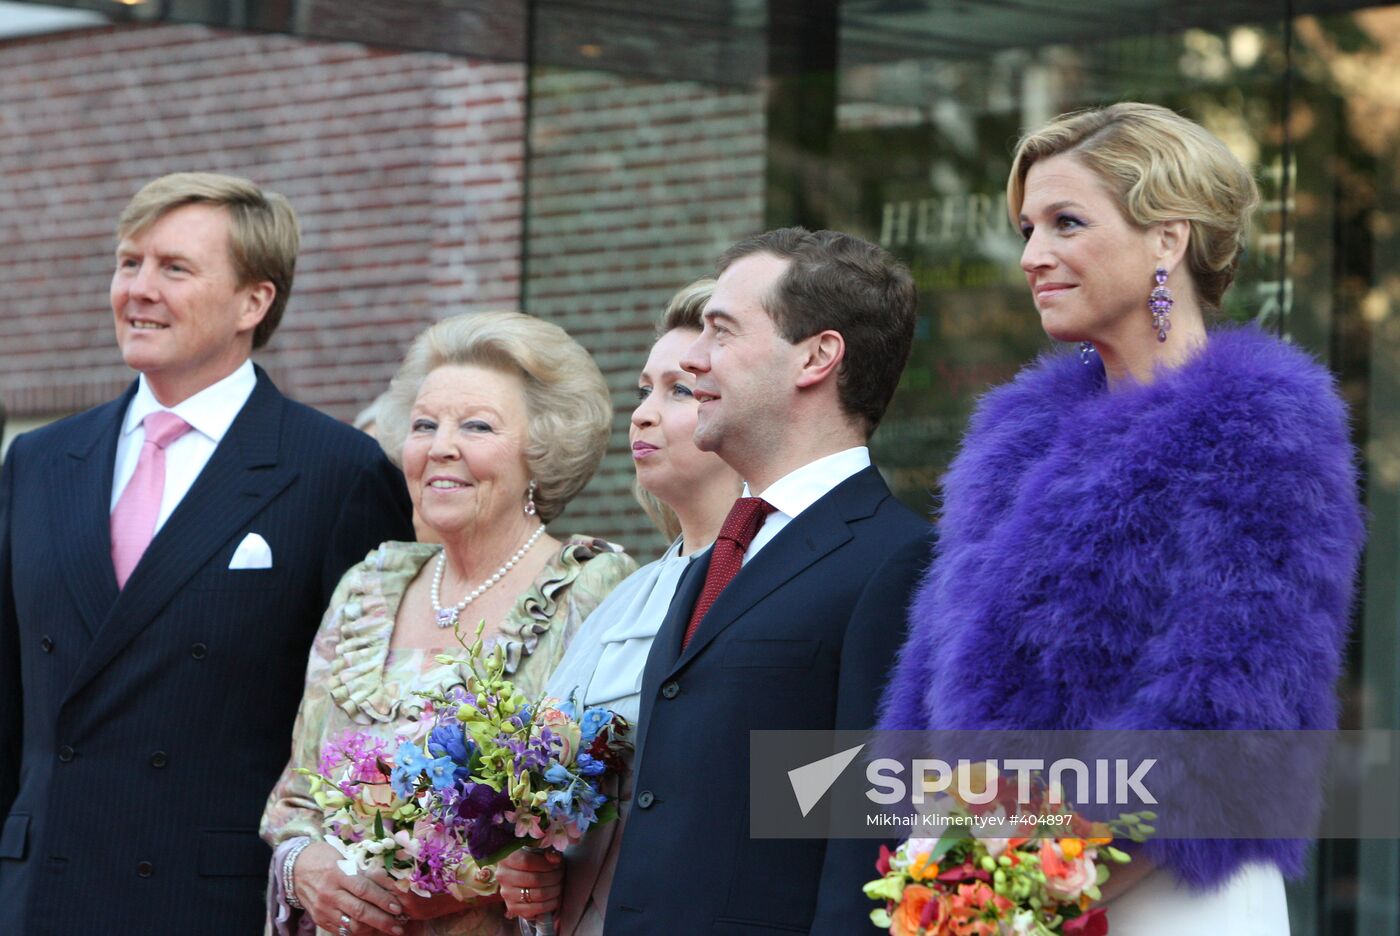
[260,311,636,936]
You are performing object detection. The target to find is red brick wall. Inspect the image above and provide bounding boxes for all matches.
[524,69,766,553]
[0,23,525,419]
[0,23,769,558]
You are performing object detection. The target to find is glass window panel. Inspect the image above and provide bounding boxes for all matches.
[1286,8,1400,933]
[832,5,1287,515]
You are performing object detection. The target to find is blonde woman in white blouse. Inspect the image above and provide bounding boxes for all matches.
[510,280,743,933]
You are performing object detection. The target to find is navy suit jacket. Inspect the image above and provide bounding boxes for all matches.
[604,465,932,936]
[0,368,414,935]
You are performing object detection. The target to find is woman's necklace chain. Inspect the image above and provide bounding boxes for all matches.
[430,524,546,629]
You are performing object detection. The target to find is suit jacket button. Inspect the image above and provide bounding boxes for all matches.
[660,681,680,700]
[57,745,75,763]
[636,790,655,809]
[150,751,168,768]
[136,861,154,878]
[40,636,53,653]
[190,643,208,660]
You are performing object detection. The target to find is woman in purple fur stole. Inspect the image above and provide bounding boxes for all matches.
[879,103,1366,934]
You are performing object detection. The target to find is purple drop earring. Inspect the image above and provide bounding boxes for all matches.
[1150,267,1173,342]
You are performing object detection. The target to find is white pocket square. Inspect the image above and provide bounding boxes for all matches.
[228,532,273,570]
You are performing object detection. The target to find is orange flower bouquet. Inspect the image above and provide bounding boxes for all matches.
[863,777,1152,936]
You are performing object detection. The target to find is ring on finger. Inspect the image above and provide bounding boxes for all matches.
[338,911,353,936]
[521,886,532,904]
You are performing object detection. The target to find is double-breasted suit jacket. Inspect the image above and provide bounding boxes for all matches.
[0,368,414,935]
[604,465,932,936]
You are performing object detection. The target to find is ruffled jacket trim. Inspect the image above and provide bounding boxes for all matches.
[328,536,623,723]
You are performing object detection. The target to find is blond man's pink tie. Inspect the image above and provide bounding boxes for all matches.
[111,411,192,588]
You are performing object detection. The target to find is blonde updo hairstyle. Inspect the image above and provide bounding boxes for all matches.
[1007,102,1259,310]
[633,278,715,543]
[377,312,612,523]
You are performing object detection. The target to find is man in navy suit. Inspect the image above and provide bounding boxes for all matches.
[597,228,931,934]
[0,173,413,935]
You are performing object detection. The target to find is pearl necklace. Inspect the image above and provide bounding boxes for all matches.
[430,524,546,629]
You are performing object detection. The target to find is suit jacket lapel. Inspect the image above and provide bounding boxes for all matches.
[668,466,889,675]
[49,391,132,637]
[64,371,298,703]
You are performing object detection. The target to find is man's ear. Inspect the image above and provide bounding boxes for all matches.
[238,281,276,334]
[1154,220,1190,271]
[794,330,845,389]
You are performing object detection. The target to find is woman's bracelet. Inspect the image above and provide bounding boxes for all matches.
[282,837,313,911]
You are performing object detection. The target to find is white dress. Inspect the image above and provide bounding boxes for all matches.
[1108,862,1289,935]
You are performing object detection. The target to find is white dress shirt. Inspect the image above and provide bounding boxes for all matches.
[110,360,258,533]
[741,445,871,565]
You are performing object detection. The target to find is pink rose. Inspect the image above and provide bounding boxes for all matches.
[535,707,582,764]
[359,780,400,811]
[1039,840,1097,902]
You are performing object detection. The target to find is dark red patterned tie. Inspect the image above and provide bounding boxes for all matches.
[682,496,776,649]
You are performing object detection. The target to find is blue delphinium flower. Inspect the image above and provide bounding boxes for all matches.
[579,707,611,743]
[575,752,605,776]
[575,782,606,825]
[556,698,579,721]
[390,763,418,799]
[397,741,428,772]
[545,788,577,822]
[424,755,459,792]
[427,724,472,765]
[543,763,574,785]
[391,741,429,797]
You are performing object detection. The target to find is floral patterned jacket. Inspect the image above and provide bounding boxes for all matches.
[261,536,636,936]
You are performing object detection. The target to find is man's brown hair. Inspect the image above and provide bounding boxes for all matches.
[717,227,916,436]
[117,172,300,350]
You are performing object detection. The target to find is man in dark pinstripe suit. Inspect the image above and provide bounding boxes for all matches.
[0,173,413,935]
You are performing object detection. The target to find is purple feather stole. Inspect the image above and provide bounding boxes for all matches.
[879,325,1366,889]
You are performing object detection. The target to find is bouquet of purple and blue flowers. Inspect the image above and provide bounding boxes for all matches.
[297,623,630,901]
